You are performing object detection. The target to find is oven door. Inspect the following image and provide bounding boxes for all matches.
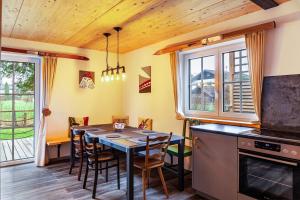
[239,150,300,200]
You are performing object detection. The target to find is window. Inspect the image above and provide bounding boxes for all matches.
[180,39,256,121]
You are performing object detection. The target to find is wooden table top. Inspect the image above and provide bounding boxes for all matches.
[72,124,183,152]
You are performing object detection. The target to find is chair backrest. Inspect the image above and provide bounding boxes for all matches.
[71,129,85,155]
[144,132,172,168]
[112,115,129,126]
[138,117,153,130]
[183,118,201,141]
[83,134,99,156]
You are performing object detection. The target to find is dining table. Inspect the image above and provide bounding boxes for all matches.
[72,124,185,200]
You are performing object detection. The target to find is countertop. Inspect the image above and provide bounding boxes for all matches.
[191,123,300,145]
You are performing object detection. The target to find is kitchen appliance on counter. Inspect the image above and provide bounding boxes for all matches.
[238,75,300,200]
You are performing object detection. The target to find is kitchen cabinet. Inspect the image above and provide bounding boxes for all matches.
[192,130,238,200]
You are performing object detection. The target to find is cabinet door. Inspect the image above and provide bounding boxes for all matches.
[192,131,238,200]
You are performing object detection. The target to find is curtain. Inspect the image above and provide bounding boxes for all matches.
[35,56,57,166]
[170,52,184,120]
[245,31,265,122]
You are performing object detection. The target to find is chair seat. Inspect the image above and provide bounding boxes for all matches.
[167,144,192,157]
[88,152,114,162]
[134,156,164,170]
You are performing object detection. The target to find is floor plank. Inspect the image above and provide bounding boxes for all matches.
[0,160,206,200]
[0,138,34,162]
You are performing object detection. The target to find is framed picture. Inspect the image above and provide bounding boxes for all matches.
[79,70,95,89]
[139,66,151,93]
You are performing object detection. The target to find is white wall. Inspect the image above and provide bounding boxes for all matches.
[2,37,123,158]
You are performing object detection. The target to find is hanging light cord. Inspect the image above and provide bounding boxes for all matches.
[106,35,109,69]
[117,30,120,67]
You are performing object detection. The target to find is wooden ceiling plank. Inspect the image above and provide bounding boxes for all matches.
[4,0,290,53]
[84,0,257,52]
[10,0,123,43]
[63,0,165,47]
[2,0,23,36]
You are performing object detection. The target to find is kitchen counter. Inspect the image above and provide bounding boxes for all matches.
[191,123,300,146]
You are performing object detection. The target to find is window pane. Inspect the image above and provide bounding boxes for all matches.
[0,62,13,95]
[203,56,215,112]
[242,57,248,64]
[189,56,215,111]
[223,83,235,112]
[242,50,247,57]
[14,95,34,111]
[14,62,35,95]
[222,49,254,114]
[242,65,249,72]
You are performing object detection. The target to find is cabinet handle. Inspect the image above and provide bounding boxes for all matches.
[193,136,200,149]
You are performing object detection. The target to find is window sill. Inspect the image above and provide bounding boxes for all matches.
[186,116,260,128]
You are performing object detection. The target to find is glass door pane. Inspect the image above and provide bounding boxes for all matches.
[0,58,36,163]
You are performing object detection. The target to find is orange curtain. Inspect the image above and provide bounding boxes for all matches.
[35,56,57,166]
[170,52,184,120]
[245,31,265,122]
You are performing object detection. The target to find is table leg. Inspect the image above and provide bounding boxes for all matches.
[126,148,134,200]
[178,139,184,191]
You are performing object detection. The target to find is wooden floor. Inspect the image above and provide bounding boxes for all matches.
[0,138,34,162]
[0,160,205,200]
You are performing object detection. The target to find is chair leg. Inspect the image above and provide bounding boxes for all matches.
[157,167,169,198]
[78,155,83,181]
[170,154,173,166]
[100,161,102,174]
[142,170,146,200]
[92,161,99,199]
[117,158,120,190]
[147,170,151,188]
[83,158,89,189]
[106,162,109,182]
[69,162,74,175]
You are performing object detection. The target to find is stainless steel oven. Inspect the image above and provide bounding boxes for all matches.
[238,138,300,200]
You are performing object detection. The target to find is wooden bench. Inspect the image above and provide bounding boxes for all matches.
[46,137,70,158]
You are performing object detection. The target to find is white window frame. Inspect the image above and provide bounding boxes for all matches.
[1,52,41,156]
[179,38,257,122]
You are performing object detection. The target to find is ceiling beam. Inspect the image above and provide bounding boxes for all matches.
[250,0,279,10]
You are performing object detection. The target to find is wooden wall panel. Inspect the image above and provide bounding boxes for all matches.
[2,0,289,53]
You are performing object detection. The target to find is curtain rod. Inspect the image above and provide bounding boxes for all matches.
[1,47,89,61]
[154,21,276,55]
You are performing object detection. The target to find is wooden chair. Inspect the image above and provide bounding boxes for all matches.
[134,132,173,200]
[68,129,85,181]
[82,135,120,199]
[166,118,200,174]
[112,115,129,126]
[138,117,153,130]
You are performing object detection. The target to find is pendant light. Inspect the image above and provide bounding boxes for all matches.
[100,27,126,82]
[101,32,112,82]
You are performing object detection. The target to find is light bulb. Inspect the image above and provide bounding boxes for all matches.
[101,76,104,82]
[116,74,120,80]
[122,73,126,80]
[105,75,110,82]
[111,74,114,81]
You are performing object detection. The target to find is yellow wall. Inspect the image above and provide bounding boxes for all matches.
[2,37,123,157]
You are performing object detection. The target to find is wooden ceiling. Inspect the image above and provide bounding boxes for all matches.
[3,0,289,53]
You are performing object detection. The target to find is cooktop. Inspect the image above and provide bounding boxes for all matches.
[241,128,300,145]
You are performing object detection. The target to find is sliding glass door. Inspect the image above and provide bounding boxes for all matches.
[0,53,40,164]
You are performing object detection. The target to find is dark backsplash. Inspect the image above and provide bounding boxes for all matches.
[262,74,300,132]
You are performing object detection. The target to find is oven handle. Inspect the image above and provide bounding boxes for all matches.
[239,151,298,166]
